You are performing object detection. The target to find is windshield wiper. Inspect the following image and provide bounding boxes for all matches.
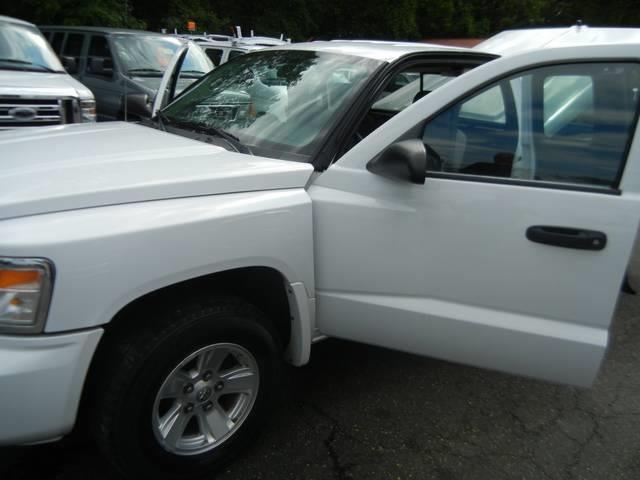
[128,68,163,76]
[0,58,57,73]
[170,119,249,153]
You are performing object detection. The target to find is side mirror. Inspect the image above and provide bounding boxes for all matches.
[124,93,152,120]
[89,57,113,76]
[367,139,427,184]
[61,56,78,74]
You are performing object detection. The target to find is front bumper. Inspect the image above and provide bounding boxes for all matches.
[0,328,102,445]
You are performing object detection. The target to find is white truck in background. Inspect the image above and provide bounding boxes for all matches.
[0,15,95,129]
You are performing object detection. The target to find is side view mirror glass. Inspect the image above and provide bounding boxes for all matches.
[366,139,427,184]
[61,56,78,74]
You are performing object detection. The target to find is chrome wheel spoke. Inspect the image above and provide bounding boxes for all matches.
[158,370,191,399]
[158,403,191,446]
[197,348,229,376]
[220,367,256,394]
[198,406,233,441]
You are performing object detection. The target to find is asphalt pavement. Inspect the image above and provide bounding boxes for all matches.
[3,256,640,480]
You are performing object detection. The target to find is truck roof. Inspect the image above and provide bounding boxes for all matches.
[476,25,640,55]
[273,40,477,63]
[0,15,36,27]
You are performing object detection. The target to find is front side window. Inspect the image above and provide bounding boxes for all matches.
[163,50,382,161]
[423,63,640,189]
[86,35,113,76]
[0,22,64,72]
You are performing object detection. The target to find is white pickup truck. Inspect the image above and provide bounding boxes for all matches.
[1,40,640,479]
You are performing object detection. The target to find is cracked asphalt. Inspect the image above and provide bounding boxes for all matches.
[3,253,640,480]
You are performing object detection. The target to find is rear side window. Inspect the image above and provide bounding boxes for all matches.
[228,50,244,60]
[63,33,85,57]
[423,62,640,190]
[204,48,223,66]
[50,32,64,54]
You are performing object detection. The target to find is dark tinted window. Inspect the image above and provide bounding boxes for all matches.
[50,32,64,54]
[204,48,223,66]
[228,50,244,60]
[423,62,640,190]
[63,33,84,57]
[88,35,111,58]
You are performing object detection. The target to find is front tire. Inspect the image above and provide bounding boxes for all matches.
[92,297,280,480]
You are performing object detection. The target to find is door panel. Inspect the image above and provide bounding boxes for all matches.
[310,58,640,386]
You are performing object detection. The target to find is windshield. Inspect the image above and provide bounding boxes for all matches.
[0,21,64,72]
[112,35,183,75]
[162,49,383,160]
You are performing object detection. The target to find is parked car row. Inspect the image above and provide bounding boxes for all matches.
[1,15,286,126]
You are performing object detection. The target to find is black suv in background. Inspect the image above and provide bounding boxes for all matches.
[40,26,212,120]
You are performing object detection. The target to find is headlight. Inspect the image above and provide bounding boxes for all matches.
[80,99,97,123]
[0,258,54,334]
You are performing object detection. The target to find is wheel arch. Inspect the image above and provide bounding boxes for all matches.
[101,266,300,355]
[76,265,312,433]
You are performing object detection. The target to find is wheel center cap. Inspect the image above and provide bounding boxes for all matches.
[196,386,213,402]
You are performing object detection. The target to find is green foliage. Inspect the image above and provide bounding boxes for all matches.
[1,0,640,38]
[2,0,145,28]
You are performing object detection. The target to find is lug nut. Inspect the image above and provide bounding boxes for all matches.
[184,403,194,413]
[203,371,213,381]
[183,384,194,394]
[203,401,214,412]
[214,381,224,392]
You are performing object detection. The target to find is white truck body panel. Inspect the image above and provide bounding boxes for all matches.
[0,191,315,334]
[310,43,640,386]
[0,122,313,220]
[0,328,102,445]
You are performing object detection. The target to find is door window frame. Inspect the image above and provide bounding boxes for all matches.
[324,52,495,171]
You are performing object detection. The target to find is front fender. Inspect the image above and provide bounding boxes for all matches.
[0,190,315,335]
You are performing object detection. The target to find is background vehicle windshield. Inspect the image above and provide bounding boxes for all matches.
[113,35,183,75]
[162,49,382,160]
[0,21,63,72]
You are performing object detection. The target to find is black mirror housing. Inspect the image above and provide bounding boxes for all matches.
[61,56,78,74]
[124,93,152,119]
[367,139,427,184]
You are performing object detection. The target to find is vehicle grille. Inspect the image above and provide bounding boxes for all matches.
[0,98,68,127]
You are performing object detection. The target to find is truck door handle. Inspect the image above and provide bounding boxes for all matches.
[526,225,607,251]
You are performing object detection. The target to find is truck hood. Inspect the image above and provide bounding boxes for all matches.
[0,70,94,100]
[0,122,314,220]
